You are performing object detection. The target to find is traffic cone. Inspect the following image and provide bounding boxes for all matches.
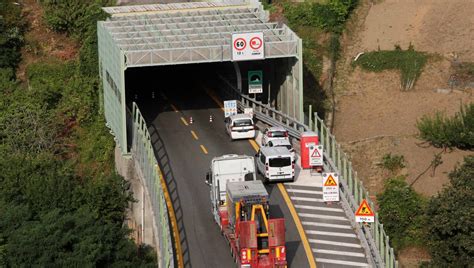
[189,117,193,124]
[209,115,213,123]
[134,94,138,100]
[152,91,155,99]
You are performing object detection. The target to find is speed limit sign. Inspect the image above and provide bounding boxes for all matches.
[232,32,264,61]
[233,38,246,51]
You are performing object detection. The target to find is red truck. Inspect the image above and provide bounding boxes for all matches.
[210,180,287,268]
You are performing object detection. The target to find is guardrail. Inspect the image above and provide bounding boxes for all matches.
[217,75,398,268]
[131,102,175,268]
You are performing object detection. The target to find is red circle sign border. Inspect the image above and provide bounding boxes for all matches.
[249,36,263,50]
[233,38,246,51]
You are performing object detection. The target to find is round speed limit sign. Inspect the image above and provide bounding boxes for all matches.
[233,38,246,51]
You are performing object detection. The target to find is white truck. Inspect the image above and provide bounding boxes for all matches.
[205,154,256,224]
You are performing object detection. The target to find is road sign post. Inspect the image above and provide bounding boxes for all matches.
[323,173,339,202]
[309,145,323,166]
[248,70,263,94]
[355,199,375,223]
[244,107,254,117]
[224,100,238,117]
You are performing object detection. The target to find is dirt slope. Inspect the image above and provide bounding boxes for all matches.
[17,0,78,81]
[333,1,474,264]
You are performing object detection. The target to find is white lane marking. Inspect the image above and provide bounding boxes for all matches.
[302,221,352,230]
[299,213,349,221]
[295,204,344,212]
[290,196,323,202]
[309,239,362,248]
[287,188,323,194]
[306,230,357,238]
[315,258,369,267]
[313,248,366,258]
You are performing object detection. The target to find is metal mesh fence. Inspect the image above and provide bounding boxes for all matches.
[131,102,174,268]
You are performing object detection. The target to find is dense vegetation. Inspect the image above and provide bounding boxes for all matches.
[0,0,26,77]
[283,0,358,34]
[265,0,358,116]
[417,102,474,150]
[379,109,473,265]
[353,45,429,90]
[378,157,473,266]
[377,176,426,250]
[426,156,474,266]
[0,1,155,265]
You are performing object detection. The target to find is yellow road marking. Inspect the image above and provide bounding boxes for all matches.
[170,103,179,112]
[278,183,317,268]
[204,87,317,268]
[205,87,225,110]
[191,130,199,140]
[156,166,184,268]
[200,145,208,154]
[180,117,189,126]
[249,139,260,152]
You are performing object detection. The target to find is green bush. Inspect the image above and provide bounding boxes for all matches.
[0,1,156,265]
[283,0,357,33]
[426,156,474,266]
[377,176,426,250]
[378,153,406,173]
[353,45,428,90]
[0,0,26,75]
[417,103,474,149]
[40,0,111,38]
[0,155,155,266]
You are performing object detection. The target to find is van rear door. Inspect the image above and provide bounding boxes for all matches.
[267,156,293,180]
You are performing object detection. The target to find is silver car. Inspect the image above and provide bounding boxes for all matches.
[261,126,289,146]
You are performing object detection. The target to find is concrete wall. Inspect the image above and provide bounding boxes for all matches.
[115,146,158,248]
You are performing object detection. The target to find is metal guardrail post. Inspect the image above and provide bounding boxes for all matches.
[331,136,336,164]
[375,214,380,250]
[354,176,359,204]
[308,105,313,130]
[380,226,385,264]
[348,162,353,196]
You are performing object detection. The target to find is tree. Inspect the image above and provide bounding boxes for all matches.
[426,156,474,266]
[0,0,26,74]
[377,176,426,250]
[417,103,474,150]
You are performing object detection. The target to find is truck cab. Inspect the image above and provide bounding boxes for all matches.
[206,154,256,224]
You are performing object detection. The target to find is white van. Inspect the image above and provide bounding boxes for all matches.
[224,114,255,140]
[256,147,295,182]
[205,154,256,223]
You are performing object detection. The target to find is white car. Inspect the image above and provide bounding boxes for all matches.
[224,114,256,140]
[261,126,289,146]
[267,139,296,161]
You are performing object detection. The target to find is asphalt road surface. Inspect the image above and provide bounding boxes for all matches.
[136,85,310,268]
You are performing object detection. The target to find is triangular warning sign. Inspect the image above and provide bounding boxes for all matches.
[311,147,321,157]
[324,175,338,186]
[355,199,374,216]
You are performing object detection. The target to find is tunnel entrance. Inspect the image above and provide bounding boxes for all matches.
[125,58,290,114]
[98,1,303,154]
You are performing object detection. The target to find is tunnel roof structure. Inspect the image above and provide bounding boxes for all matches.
[99,1,300,67]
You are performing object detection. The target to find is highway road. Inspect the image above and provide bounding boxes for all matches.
[136,84,310,268]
